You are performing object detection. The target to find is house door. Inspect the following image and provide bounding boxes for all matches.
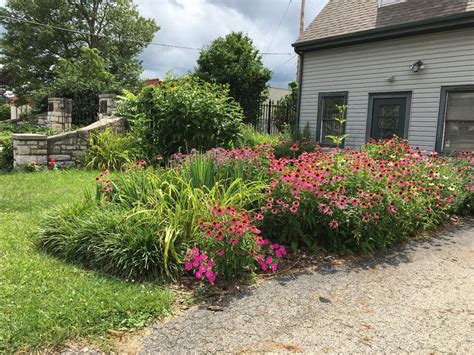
[370,97,408,140]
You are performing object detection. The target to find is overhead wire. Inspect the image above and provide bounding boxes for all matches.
[0,15,294,55]
[265,0,293,52]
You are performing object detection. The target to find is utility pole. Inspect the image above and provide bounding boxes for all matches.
[296,0,305,81]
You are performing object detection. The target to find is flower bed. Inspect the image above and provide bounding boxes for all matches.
[39,138,473,286]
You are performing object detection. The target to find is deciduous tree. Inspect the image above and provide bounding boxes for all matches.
[195,32,271,124]
[0,0,158,95]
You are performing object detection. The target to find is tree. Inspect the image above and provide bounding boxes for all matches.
[0,0,158,95]
[273,81,298,131]
[48,47,118,123]
[195,32,272,124]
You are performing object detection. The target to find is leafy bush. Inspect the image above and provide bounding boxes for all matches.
[116,75,244,159]
[83,128,143,170]
[0,104,10,121]
[0,121,54,136]
[0,137,13,171]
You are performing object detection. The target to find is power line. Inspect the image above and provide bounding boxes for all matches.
[265,0,293,52]
[271,54,297,73]
[0,15,293,55]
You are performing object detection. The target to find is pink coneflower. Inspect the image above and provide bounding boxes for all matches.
[329,220,339,229]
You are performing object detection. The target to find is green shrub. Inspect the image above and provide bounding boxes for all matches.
[0,104,10,121]
[116,75,244,159]
[0,137,14,171]
[82,128,143,170]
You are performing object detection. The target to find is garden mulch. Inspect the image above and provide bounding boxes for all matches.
[140,217,474,353]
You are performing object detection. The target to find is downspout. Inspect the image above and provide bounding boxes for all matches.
[296,50,304,130]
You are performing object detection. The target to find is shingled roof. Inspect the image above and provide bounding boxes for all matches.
[295,0,474,46]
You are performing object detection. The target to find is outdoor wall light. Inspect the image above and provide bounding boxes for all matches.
[410,60,425,72]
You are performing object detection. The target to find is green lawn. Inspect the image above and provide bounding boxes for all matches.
[0,170,173,352]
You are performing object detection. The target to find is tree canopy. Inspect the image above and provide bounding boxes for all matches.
[0,0,159,95]
[195,32,272,124]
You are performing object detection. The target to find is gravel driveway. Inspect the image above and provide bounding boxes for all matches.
[142,218,474,353]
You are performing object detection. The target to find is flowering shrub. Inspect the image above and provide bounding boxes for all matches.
[40,136,472,286]
[48,159,58,171]
[259,137,473,252]
[187,205,286,283]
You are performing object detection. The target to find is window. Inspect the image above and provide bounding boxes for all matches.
[441,90,474,152]
[378,0,404,7]
[317,93,348,146]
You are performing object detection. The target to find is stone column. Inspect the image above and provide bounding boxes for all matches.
[98,94,117,120]
[12,133,48,169]
[47,97,72,132]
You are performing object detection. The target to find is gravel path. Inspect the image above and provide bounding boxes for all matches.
[142,218,474,353]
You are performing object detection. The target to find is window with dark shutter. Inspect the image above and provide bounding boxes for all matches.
[443,91,474,152]
[319,95,347,146]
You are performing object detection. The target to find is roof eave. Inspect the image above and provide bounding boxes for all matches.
[292,12,474,53]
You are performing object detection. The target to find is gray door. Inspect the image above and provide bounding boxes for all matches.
[370,98,407,140]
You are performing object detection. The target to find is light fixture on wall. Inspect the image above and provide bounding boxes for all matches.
[410,60,425,72]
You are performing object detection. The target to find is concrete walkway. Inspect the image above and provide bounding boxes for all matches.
[142,218,474,353]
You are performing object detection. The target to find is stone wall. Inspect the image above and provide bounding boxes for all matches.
[12,134,48,168]
[12,117,124,169]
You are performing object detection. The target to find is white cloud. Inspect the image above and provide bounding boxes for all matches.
[1,0,328,88]
[136,0,328,87]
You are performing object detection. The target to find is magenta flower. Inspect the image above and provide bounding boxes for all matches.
[205,269,216,284]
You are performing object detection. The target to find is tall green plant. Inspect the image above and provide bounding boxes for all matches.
[325,105,348,148]
[116,75,244,158]
[83,128,143,170]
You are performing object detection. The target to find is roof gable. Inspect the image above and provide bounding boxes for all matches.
[296,0,474,45]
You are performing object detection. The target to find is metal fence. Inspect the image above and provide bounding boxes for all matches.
[254,100,297,134]
[72,94,99,126]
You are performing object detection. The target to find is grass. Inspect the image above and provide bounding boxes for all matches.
[0,170,173,352]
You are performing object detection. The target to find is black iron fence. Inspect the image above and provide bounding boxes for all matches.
[72,94,99,126]
[254,100,297,134]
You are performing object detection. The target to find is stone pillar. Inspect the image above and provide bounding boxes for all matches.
[98,94,117,120]
[12,133,48,169]
[47,97,72,132]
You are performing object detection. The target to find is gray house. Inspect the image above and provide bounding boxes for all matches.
[293,0,474,152]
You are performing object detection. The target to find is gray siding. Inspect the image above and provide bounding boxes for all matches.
[299,28,474,150]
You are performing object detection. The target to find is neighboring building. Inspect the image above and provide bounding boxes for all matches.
[144,78,161,86]
[9,96,32,120]
[265,86,291,104]
[293,0,474,152]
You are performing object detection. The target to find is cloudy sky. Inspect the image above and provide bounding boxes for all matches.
[1,0,329,88]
